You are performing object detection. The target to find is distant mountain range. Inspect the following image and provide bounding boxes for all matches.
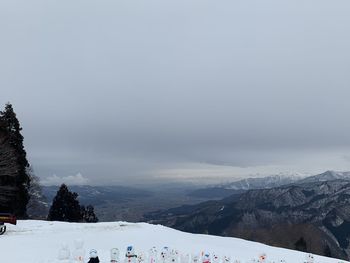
[146,171,350,260]
[187,173,306,198]
[187,171,350,198]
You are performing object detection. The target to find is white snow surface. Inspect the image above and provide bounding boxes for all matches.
[0,220,348,263]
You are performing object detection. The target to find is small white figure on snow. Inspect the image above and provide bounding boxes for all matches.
[138,252,146,263]
[169,249,179,263]
[258,254,266,263]
[149,247,158,263]
[88,249,100,263]
[191,253,200,263]
[222,255,231,263]
[72,239,85,263]
[160,247,170,263]
[58,243,72,263]
[125,246,138,263]
[212,254,220,263]
[304,254,314,263]
[148,247,157,263]
[111,248,120,263]
[202,252,211,263]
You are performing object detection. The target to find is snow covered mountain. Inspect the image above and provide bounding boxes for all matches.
[226,170,350,190]
[188,173,305,198]
[221,173,305,190]
[188,171,350,199]
[148,179,350,259]
[0,220,347,263]
[297,170,350,184]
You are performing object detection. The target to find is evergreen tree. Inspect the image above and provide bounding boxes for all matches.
[47,184,82,222]
[0,103,30,217]
[81,205,98,223]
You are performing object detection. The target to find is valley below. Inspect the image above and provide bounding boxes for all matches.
[42,184,217,222]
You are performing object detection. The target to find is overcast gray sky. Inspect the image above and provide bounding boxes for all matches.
[1,0,350,186]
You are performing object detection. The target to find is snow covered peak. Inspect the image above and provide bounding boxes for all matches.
[221,173,305,190]
[298,170,350,184]
[217,170,350,191]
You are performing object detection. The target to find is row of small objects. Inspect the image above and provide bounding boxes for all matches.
[57,241,346,263]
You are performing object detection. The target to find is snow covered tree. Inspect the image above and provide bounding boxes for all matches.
[26,166,48,219]
[47,184,82,222]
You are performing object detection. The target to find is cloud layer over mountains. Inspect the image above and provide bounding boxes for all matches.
[1,0,350,184]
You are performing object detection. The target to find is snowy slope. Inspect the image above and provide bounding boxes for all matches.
[0,220,347,263]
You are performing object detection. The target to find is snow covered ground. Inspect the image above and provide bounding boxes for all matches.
[0,220,348,263]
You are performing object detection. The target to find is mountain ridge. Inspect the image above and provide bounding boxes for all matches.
[187,170,350,199]
[146,175,350,260]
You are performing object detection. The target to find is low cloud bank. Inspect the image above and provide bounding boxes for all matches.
[41,173,89,186]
